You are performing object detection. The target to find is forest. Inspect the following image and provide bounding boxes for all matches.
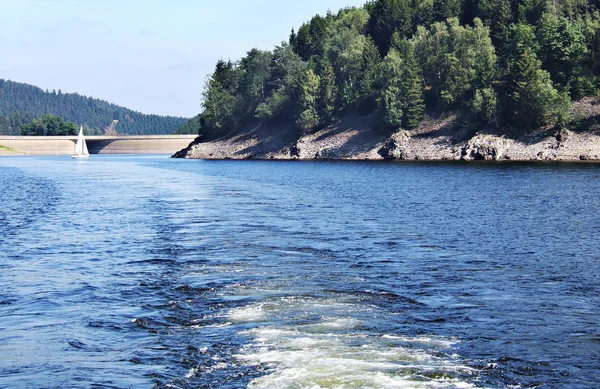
[197,0,600,139]
[0,79,188,136]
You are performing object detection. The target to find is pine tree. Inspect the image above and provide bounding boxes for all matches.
[317,64,337,126]
[507,47,570,129]
[401,50,425,130]
[377,47,425,130]
[477,0,513,57]
[357,38,382,113]
[433,0,462,22]
[367,0,414,56]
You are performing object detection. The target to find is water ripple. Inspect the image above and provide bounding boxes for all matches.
[0,157,599,388]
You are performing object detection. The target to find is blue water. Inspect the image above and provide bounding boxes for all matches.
[0,155,599,389]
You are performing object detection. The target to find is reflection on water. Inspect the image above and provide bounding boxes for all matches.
[0,156,599,388]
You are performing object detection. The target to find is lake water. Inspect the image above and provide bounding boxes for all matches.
[0,155,599,389]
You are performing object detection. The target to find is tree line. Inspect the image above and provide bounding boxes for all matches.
[0,111,92,136]
[0,79,188,136]
[197,0,600,139]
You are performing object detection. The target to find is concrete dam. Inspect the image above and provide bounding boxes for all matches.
[0,135,197,156]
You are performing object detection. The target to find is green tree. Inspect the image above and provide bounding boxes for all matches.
[317,64,338,125]
[0,79,186,135]
[413,18,497,108]
[335,6,370,34]
[20,114,77,136]
[433,0,462,22]
[513,0,546,24]
[357,38,383,113]
[293,14,335,62]
[200,61,242,133]
[413,0,435,28]
[329,28,368,106]
[367,0,414,56]
[240,49,273,118]
[256,43,304,122]
[377,47,425,130]
[536,13,588,94]
[471,87,498,124]
[477,0,513,56]
[507,46,571,128]
[293,68,321,131]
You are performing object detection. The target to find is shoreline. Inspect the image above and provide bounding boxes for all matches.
[174,98,600,163]
[174,132,600,162]
[173,120,600,164]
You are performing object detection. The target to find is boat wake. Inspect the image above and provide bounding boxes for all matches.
[226,291,480,389]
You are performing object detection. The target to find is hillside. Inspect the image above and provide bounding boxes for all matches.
[0,79,188,135]
[176,0,600,160]
[174,115,201,135]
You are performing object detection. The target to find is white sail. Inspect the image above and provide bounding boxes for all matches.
[81,130,89,155]
[72,125,90,158]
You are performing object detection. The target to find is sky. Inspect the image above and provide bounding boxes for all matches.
[0,0,366,118]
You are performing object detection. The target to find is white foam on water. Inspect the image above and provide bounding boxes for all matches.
[227,297,479,389]
[303,317,363,332]
[237,327,478,389]
[228,304,268,323]
[185,367,198,379]
[382,334,460,349]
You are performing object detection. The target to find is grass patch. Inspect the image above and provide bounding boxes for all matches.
[0,144,20,153]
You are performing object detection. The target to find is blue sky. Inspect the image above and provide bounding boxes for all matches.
[0,0,366,118]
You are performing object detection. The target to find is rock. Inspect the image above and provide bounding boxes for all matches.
[290,143,300,157]
[556,129,569,143]
[377,139,398,159]
[170,110,600,162]
[461,135,504,161]
[536,151,558,160]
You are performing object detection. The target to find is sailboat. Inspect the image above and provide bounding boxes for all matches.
[71,125,89,159]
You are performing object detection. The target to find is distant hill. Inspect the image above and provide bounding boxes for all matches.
[0,79,188,135]
[174,115,201,135]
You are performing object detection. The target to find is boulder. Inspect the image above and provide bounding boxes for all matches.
[461,135,505,161]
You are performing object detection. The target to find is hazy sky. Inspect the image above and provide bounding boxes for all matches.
[0,0,366,118]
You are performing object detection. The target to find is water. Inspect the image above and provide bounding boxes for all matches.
[0,155,599,389]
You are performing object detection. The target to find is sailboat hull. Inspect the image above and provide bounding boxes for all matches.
[70,154,89,159]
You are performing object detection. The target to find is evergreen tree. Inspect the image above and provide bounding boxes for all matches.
[477,0,513,57]
[402,48,426,130]
[507,46,570,128]
[357,38,383,113]
[367,0,414,56]
[514,0,546,24]
[317,64,338,126]
[432,0,462,22]
[193,0,600,138]
[0,79,186,135]
[201,61,241,133]
[377,47,425,130]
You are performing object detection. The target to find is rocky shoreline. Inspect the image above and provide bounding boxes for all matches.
[174,99,600,162]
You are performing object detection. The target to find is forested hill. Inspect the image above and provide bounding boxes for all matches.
[0,79,188,135]
[197,0,600,141]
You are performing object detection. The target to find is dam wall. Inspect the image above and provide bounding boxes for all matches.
[0,135,197,156]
